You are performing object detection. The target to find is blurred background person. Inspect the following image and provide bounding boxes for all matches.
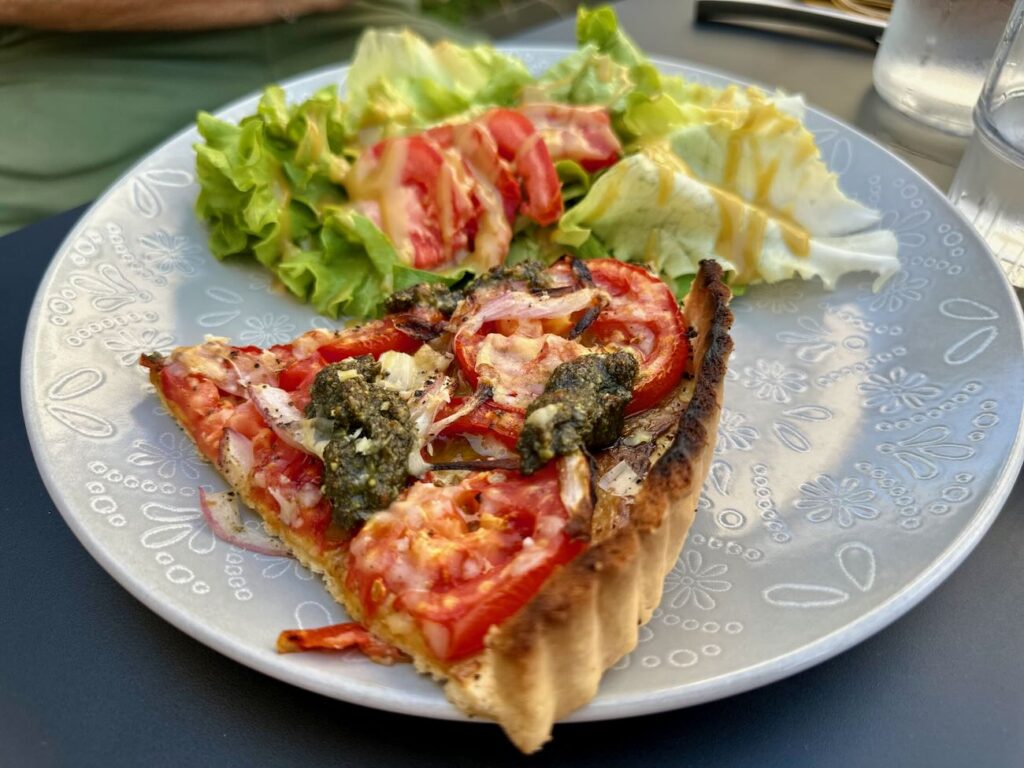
[0,0,484,234]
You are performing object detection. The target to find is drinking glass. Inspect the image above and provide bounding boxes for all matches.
[948,1,1024,286]
[873,0,1015,136]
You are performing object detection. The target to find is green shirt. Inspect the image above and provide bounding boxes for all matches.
[0,1,458,234]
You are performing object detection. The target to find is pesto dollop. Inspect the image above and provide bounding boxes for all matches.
[384,282,462,317]
[383,261,558,318]
[516,351,639,475]
[465,259,556,295]
[307,356,414,530]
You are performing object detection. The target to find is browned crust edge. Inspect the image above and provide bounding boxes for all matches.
[443,260,734,752]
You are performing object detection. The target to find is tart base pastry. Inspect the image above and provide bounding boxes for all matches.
[145,259,732,753]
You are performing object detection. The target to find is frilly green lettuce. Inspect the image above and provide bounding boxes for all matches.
[526,6,716,143]
[194,23,529,318]
[343,28,532,141]
[195,86,348,265]
[195,86,459,318]
[555,147,899,291]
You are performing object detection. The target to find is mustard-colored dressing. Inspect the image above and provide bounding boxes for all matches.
[656,162,676,207]
[606,85,820,278]
[702,95,813,271]
[585,174,625,222]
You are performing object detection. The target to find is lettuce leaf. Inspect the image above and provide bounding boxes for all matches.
[542,7,896,292]
[553,7,881,238]
[194,30,534,318]
[554,159,592,203]
[195,86,349,262]
[555,146,899,290]
[343,28,533,141]
[526,6,715,143]
[665,87,881,237]
[196,89,452,318]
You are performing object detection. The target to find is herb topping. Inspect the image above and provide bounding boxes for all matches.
[307,356,414,529]
[516,351,639,474]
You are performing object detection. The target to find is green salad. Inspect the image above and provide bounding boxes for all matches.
[194,5,898,318]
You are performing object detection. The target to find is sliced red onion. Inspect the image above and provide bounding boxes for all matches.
[407,375,455,476]
[558,452,594,536]
[426,457,521,471]
[597,459,642,497]
[249,384,328,458]
[199,488,291,557]
[224,349,279,394]
[424,386,489,442]
[455,287,606,339]
[269,486,302,529]
[567,303,603,340]
[464,433,515,459]
[219,429,254,490]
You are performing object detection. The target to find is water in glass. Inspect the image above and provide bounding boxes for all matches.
[950,100,1024,284]
[948,2,1024,286]
[873,0,1014,136]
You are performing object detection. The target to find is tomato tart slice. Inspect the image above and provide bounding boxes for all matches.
[141,258,732,752]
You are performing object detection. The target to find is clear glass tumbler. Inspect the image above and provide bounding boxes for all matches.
[949,1,1024,286]
[873,0,1014,136]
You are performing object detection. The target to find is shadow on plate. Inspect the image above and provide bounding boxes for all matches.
[854,89,968,191]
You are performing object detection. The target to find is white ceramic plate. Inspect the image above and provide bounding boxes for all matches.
[21,49,1024,723]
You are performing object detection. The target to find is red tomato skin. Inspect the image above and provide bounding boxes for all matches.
[412,533,584,660]
[317,317,424,363]
[482,109,563,226]
[517,102,623,172]
[157,367,229,461]
[451,259,689,416]
[586,260,689,414]
[277,354,324,393]
[345,467,582,661]
[435,397,525,447]
[428,121,522,223]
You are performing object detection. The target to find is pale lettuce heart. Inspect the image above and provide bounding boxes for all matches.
[555,149,899,290]
[665,86,881,237]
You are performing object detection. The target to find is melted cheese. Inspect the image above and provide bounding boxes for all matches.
[475,333,589,410]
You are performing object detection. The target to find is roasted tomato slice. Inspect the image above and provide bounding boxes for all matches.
[451,259,687,414]
[346,466,583,661]
[153,365,233,461]
[517,102,623,172]
[317,315,427,363]
[434,396,525,448]
[585,260,689,413]
[277,623,408,664]
[451,278,599,410]
[277,313,434,408]
[277,354,324,393]
[482,108,563,226]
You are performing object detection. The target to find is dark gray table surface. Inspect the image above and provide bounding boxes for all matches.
[6,2,1024,766]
